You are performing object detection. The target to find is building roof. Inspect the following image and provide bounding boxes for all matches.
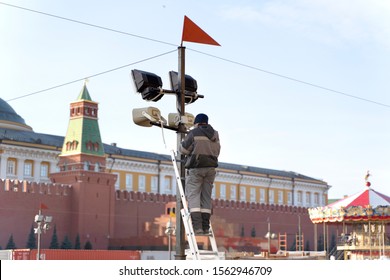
[0,98,32,131]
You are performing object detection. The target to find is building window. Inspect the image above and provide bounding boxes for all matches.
[113,172,120,190]
[7,159,16,176]
[40,163,49,178]
[164,176,172,194]
[138,175,146,192]
[66,140,79,151]
[24,161,33,177]
[219,184,226,200]
[94,162,100,172]
[314,193,319,205]
[297,191,302,205]
[269,190,274,204]
[125,174,133,191]
[151,176,158,193]
[278,190,283,205]
[240,186,246,202]
[260,189,265,203]
[288,191,292,205]
[306,192,311,206]
[250,187,256,202]
[230,185,237,201]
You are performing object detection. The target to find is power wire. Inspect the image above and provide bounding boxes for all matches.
[6,49,177,102]
[0,1,177,47]
[189,48,390,108]
[1,1,389,108]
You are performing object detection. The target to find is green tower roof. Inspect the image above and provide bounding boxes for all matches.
[61,85,104,157]
[77,83,92,101]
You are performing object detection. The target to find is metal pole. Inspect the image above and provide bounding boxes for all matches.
[314,223,317,251]
[369,220,372,259]
[37,209,42,260]
[168,217,172,260]
[268,218,271,256]
[383,222,386,257]
[323,222,326,252]
[175,46,186,260]
[298,215,301,251]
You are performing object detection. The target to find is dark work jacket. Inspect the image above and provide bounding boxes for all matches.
[179,124,221,169]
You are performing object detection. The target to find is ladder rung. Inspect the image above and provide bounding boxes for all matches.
[199,252,219,256]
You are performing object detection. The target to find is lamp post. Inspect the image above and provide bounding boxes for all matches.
[165,217,176,260]
[130,47,203,260]
[34,207,52,260]
[175,46,187,260]
[265,218,276,257]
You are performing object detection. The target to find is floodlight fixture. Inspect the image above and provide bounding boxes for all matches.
[131,69,164,102]
[169,71,197,92]
[132,107,166,127]
[168,112,194,130]
[169,71,202,104]
[35,214,44,223]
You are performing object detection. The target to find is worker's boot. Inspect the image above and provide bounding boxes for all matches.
[191,212,204,235]
[202,213,211,235]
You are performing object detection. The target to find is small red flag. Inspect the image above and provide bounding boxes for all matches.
[181,16,220,46]
[40,203,49,210]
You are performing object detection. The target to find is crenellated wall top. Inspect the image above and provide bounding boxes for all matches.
[212,198,309,214]
[115,190,176,203]
[0,179,72,196]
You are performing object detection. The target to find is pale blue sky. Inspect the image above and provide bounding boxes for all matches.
[1,0,390,199]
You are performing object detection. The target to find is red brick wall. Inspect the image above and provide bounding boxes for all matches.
[0,179,335,252]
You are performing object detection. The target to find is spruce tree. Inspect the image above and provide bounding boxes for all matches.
[289,238,296,251]
[61,235,72,249]
[84,240,93,250]
[305,240,310,251]
[240,225,245,237]
[49,225,59,249]
[26,224,37,249]
[251,225,256,237]
[74,234,81,249]
[6,234,17,249]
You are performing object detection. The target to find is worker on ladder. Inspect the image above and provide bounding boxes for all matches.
[179,113,221,235]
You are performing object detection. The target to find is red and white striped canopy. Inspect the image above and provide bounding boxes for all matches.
[308,186,390,223]
[327,186,390,208]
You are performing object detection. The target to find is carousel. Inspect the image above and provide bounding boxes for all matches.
[308,173,390,260]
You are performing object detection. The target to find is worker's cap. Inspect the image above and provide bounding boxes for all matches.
[194,113,208,124]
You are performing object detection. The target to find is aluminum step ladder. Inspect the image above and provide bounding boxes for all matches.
[170,149,220,260]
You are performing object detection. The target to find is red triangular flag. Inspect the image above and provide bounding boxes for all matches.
[181,16,220,46]
[40,203,48,210]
